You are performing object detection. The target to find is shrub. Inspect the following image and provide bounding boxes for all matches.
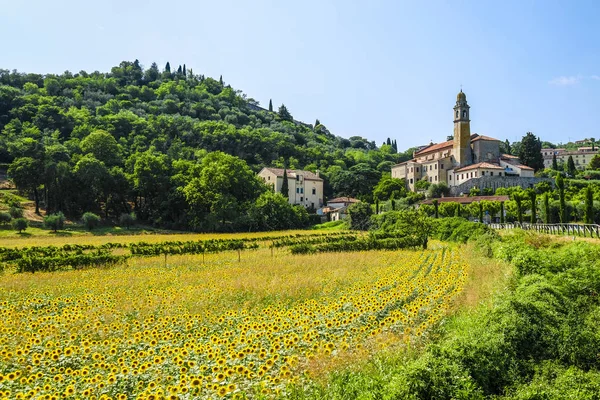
[119,213,136,229]
[82,212,101,230]
[12,218,28,233]
[0,212,11,225]
[44,212,65,232]
[9,205,23,218]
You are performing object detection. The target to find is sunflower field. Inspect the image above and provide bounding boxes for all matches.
[0,243,467,399]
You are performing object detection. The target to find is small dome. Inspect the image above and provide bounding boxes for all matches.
[456,90,466,101]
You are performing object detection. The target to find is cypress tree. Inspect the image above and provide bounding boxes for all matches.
[165,62,171,73]
[392,140,397,152]
[543,193,550,223]
[567,155,576,177]
[500,201,505,223]
[219,75,223,85]
[455,203,461,217]
[529,190,537,223]
[183,64,187,76]
[433,199,439,218]
[556,174,566,223]
[391,199,396,211]
[315,118,320,127]
[268,99,273,112]
[375,198,380,214]
[552,153,558,170]
[177,65,183,75]
[280,166,289,198]
[585,185,594,224]
[478,202,483,222]
[505,139,511,154]
[514,193,523,224]
[386,138,391,146]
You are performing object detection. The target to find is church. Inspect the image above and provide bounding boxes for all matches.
[391,91,534,193]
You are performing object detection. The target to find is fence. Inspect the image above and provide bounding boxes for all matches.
[490,222,600,238]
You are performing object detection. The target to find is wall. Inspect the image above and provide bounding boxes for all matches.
[449,176,553,196]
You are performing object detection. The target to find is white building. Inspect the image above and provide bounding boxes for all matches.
[257,168,324,209]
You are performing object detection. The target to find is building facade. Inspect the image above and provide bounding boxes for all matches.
[392,91,534,192]
[541,147,599,170]
[257,168,324,209]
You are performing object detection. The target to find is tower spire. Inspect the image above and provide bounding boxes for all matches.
[453,90,472,167]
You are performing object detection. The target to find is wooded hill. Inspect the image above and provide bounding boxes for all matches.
[0,60,412,230]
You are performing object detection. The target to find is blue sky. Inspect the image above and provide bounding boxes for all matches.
[1,0,599,150]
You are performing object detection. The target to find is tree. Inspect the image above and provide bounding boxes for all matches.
[432,199,439,218]
[591,137,596,151]
[82,212,100,230]
[556,173,566,223]
[182,64,187,76]
[567,155,576,177]
[164,62,171,73]
[12,218,28,233]
[280,166,289,197]
[500,201,505,223]
[428,182,450,199]
[248,192,305,231]
[347,202,372,230]
[373,176,406,201]
[314,118,320,128]
[456,203,462,218]
[177,65,183,75]
[518,132,544,171]
[514,193,523,223]
[552,153,558,170]
[219,75,223,85]
[80,130,122,166]
[278,104,293,121]
[504,139,511,155]
[0,212,12,226]
[119,212,136,229]
[8,157,43,214]
[585,186,594,224]
[44,212,65,232]
[528,189,537,223]
[543,193,550,223]
[268,99,273,112]
[588,154,600,170]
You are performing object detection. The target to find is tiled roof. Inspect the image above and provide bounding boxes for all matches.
[500,153,519,159]
[327,197,360,204]
[471,135,501,142]
[421,195,510,205]
[454,162,504,172]
[263,168,323,181]
[414,140,453,156]
[514,164,534,171]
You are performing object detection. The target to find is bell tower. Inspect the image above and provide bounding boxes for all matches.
[453,90,472,167]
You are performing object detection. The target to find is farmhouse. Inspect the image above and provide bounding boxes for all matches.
[392,91,536,194]
[258,167,324,209]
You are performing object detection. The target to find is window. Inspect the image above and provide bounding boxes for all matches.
[456,110,459,118]
[490,172,493,176]
[416,167,419,172]
[461,174,464,179]
[430,165,432,171]
[462,110,467,118]
[410,178,413,184]
[435,176,438,181]
[499,172,502,176]
[435,164,437,170]
[296,175,300,181]
[429,177,432,182]
[300,197,303,202]
[440,164,444,169]
[300,188,304,194]
[268,176,270,181]
[312,188,316,195]
[449,175,452,180]
[296,188,300,193]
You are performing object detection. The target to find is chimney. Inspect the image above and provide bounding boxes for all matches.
[316,170,320,178]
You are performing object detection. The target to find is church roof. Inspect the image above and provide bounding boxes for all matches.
[414,140,453,156]
[471,135,501,142]
[454,162,504,172]
[414,134,500,157]
[500,153,519,160]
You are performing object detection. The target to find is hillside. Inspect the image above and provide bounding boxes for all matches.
[0,61,412,230]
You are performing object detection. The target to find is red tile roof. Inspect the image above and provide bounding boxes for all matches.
[500,153,519,159]
[471,135,501,142]
[454,162,504,172]
[414,140,453,156]
[263,168,323,181]
[421,195,510,205]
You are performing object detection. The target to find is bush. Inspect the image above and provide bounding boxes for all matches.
[12,217,28,233]
[119,213,136,229]
[44,212,65,232]
[82,212,101,230]
[347,202,373,230]
[0,212,11,225]
[9,205,23,218]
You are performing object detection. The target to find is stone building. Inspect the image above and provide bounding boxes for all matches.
[541,147,598,170]
[257,168,324,209]
[392,91,534,193]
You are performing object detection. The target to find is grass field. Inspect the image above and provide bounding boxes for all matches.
[0,234,467,399]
